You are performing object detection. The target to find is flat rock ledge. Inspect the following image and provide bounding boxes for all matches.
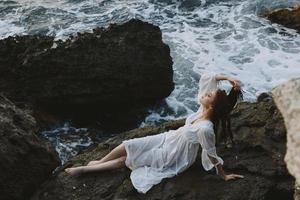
[30,93,295,200]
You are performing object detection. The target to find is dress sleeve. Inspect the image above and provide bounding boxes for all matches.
[197,125,224,171]
[197,72,220,104]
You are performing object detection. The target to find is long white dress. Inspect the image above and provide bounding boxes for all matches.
[122,71,223,194]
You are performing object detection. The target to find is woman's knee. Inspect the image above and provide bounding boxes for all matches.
[116,156,127,167]
[115,143,127,156]
[119,156,126,162]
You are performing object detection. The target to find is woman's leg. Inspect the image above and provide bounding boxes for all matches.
[87,143,127,166]
[65,156,127,175]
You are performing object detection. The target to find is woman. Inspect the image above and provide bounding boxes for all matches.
[65,71,244,194]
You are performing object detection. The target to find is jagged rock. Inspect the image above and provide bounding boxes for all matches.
[272,77,300,199]
[264,6,300,32]
[0,19,174,132]
[30,94,295,200]
[0,94,59,200]
[295,182,300,200]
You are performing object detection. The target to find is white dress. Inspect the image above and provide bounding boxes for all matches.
[122,71,223,194]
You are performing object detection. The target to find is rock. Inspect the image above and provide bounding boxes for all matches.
[296,182,300,200]
[272,77,300,199]
[264,6,300,33]
[0,19,174,132]
[0,94,60,200]
[257,92,272,102]
[30,94,295,200]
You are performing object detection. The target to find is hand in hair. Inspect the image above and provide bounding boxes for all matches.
[227,77,241,90]
[215,74,241,90]
[213,78,244,146]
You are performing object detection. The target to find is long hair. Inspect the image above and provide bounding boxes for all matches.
[210,87,244,145]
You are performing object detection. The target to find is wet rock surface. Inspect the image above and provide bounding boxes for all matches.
[0,94,60,200]
[0,19,174,132]
[264,6,300,33]
[30,94,295,200]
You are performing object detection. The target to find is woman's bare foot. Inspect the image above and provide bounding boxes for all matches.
[65,167,84,176]
[87,160,102,166]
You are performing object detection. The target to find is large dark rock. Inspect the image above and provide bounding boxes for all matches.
[0,94,59,200]
[0,19,174,132]
[30,94,295,200]
[264,6,300,33]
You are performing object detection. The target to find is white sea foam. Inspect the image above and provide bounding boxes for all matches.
[131,0,300,126]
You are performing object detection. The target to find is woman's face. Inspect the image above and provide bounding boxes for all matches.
[199,91,217,107]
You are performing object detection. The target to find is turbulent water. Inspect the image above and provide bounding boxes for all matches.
[2,0,300,163]
[41,122,92,164]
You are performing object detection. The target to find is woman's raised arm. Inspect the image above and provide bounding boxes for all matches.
[215,74,241,89]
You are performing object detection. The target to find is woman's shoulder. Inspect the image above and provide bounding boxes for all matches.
[189,120,213,131]
[198,121,214,134]
[200,120,214,127]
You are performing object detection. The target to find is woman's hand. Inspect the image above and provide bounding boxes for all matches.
[215,74,242,90]
[223,174,244,181]
[207,152,244,182]
[228,77,241,90]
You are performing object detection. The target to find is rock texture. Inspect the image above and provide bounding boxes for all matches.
[296,182,300,200]
[264,6,300,32]
[0,19,174,131]
[272,77,300,199]
[30,93,295,200]
[0,94,60,200]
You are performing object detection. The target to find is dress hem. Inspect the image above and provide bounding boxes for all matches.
[122,140,133,170]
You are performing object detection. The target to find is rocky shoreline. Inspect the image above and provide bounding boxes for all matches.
[27,92,295,200]
[1,8,300,200]
[0,87,297,200]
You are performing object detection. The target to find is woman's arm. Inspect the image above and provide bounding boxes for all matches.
[198,126,243,181]
[208,155,244,181]
[215,74,241,89]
